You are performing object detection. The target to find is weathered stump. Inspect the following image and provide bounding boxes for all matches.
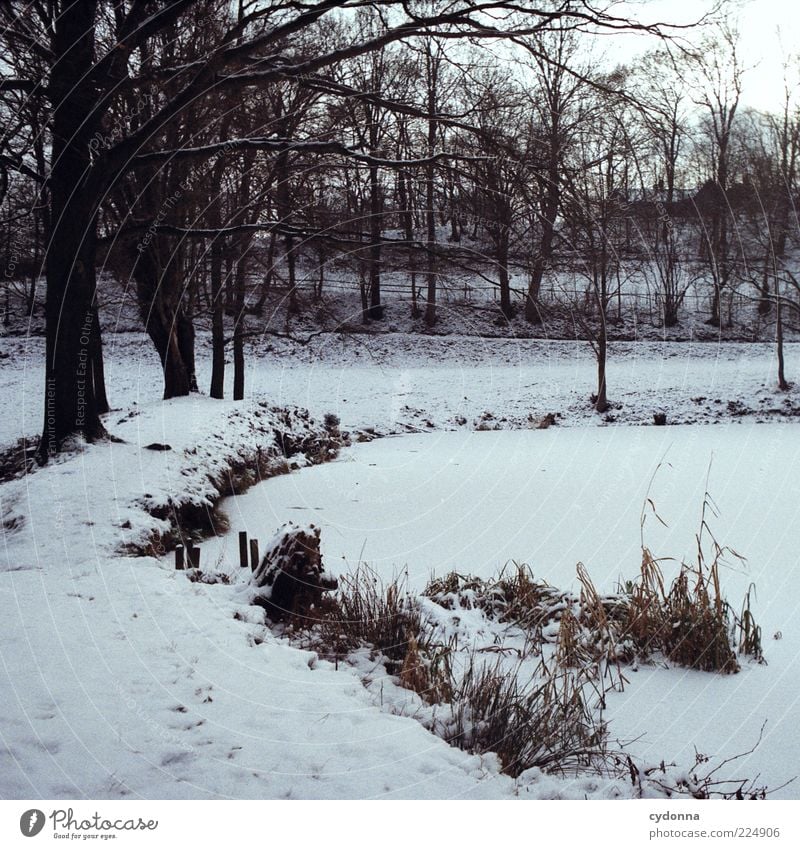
[251,522,337,621]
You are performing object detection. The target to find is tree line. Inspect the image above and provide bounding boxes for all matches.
[1,1,796,453]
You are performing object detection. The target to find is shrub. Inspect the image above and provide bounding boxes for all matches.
[618,490,746,673]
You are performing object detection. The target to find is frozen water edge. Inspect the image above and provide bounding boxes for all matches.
[2,329,800,798]
[200,425,800,798]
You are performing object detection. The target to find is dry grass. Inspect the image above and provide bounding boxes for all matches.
[296,474,765,785]
[318,564,421,667]
[423,522,758,678]
[445,654,606,778]
[617,488,745,674]
[314,564,609,778]
[398,632,455,704]
[424,563,565,631]
[735,584,764,662]
[423,571,487,610]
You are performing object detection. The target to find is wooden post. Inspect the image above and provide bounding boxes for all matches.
[175,545,185,570]
[189,545,201,570]
[249,538,259,571]
[238,531,249,569]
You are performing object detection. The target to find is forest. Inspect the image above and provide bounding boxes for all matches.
[2,0,798,444]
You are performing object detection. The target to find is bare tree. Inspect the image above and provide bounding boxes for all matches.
[690,22,744,327]
[0,0,684,458]
[520,29,585,324]
[629,48,692,327]
[561,89,630,413]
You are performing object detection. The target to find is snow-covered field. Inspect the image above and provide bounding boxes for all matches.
[3,332,800,447]
[1,331,799,799]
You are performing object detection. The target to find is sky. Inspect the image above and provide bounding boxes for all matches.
[611,0,800,112]
[736,0,800,109]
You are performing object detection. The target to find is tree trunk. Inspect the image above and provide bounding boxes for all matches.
[424,50,438,328]
[398,169,419,319]
[134,249,197,399]
[91,306,109,415]
[27,208,40,316]
[526,147,559,324]
[38,1,107,460]
[275,149,299,315]
[776,282,788,391]
[757,253,773,317]
[526,255,546,324]
[367,161,384,320]
[314,248,325,301]
[253,232,276,314]
[210,236,225,398]
[498,235,512,319]
[285,233,298,314]
[595,328,608,413]
[208,148,227,398]
[233,243,247,401]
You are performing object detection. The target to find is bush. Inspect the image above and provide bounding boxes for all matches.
[296,485,764,786]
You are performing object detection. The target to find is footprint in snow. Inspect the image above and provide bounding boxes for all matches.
[160,750,193,767]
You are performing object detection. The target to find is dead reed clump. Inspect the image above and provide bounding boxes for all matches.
[445,654,607,778]
[663,570,739,674]
[423,564,564,631]
[482,562,566,630]
[616,486,757,674]
[554,606,589,668]
[617,548,739,673]
[574,563,633,675]
[619,546,669,658]
[398,631,455,704]
[735,584,764,663]
[423,571,488,610]
[318,564,421,669]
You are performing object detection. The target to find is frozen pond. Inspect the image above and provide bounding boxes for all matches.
[204,425,800,610]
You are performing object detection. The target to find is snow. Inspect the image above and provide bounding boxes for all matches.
[0,397,335,571]
[2,329,799,799]
[0,560,519,799]
[197,426,800,797]
[0,399,518,799]
[4,333,800,450]
[202,427,800,596]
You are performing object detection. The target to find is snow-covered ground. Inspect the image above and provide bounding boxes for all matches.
[3,332,800,448]
[205,427,800,796]
[1,331,799,799]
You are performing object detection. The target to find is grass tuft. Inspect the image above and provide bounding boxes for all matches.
[318,564,421,668]
[444,654,606,778]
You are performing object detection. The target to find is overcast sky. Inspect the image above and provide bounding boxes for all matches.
[610,0,800,111]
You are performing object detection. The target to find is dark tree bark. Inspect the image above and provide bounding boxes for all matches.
[275,148,299,315]
[233,253,246,401]
[424,43,440,327]
[210,235,225,398]
[133,247,197,399]
[91,307,109,415]
[595,325,608,413]
[367,159,384,319]
[497,231,512,319]
[209,157,228,399]
[38,1,107,460]
[526,149,559,323]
